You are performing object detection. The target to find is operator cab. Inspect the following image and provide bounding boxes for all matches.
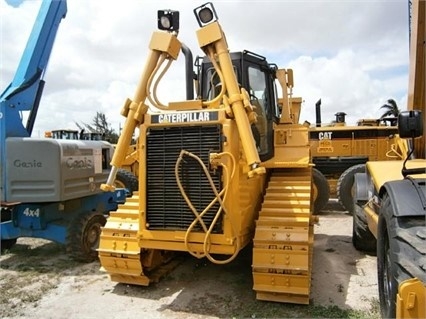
[197,50,279,161]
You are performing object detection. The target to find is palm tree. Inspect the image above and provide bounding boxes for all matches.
[380,99,400,119]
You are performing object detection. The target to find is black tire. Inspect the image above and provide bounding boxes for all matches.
[337,164,365,213]
[377,193,426,319]
[1,239,17,253]
[114,168,138,195]
[312,168,330,214]
[1,208,17,253]
[352,203,376,253]
[66,212,106,262]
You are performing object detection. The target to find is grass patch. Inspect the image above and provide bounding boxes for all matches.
[309,304,380,319]
[228,303,380,319]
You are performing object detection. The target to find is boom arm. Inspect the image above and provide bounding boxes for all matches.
[0,0,67,137]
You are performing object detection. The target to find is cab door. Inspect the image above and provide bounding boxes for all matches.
[244,62,275,161]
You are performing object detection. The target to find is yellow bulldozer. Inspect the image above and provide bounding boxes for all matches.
[96,2,425,317]
[308,105,405,213]
[99,2,315,304]
[115,80,406,216]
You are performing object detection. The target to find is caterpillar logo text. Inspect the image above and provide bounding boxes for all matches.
[152,111,218,124]
[319,132,332,140]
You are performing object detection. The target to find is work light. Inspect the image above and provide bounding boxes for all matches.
[157,9,179,32]
[194,2,218,27]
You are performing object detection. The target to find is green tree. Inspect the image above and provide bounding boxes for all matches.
[380,99,400,119]
[76,112,119,143]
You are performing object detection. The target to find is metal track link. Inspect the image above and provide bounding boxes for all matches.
[98,193,151,285]
[98,193,182,286]
[252,168,315,304]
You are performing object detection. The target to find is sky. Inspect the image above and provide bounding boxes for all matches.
[1,0,411,137]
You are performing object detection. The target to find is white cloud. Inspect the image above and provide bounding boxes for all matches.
[292,47,409,126]
[1,0,410,136]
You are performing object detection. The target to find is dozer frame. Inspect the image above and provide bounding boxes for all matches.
[98,2,316,304]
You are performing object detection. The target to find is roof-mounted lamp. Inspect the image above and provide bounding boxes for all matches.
[194,2,218,27]
[157,9,179,32]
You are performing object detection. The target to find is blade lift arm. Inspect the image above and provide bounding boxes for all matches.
[101,31,181,191]
[196,21,265,177]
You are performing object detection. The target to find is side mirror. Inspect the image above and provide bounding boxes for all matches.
[398,110,423,138]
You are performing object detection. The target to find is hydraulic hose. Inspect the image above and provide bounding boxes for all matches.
[175,150,240,264]
[146,52,169,110]
[202,47,226,107]
[386,137,408,160]
[152,57,173,109]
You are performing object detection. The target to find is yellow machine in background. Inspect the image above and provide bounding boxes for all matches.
[308,107,403,213]
[98,3,316,304]
[351,0,425,318]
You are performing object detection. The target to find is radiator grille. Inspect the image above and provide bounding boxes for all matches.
[146,125,223,232]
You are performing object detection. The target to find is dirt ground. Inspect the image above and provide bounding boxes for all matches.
[0,201,379,319]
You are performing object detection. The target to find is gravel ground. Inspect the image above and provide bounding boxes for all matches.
[0,201,379,319]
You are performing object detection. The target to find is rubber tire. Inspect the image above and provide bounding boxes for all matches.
[1,239,17,253]
[337,164,365,213]
[66,212,106,262]
[1,208,17,253]
[115,168,138,195]
[312,168,330,214]
[352,202,376,253]
[377,193,426,319]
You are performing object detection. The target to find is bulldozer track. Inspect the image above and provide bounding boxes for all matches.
[98,193,150,285]
[98,193,181,286]
[252,168,315,304]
